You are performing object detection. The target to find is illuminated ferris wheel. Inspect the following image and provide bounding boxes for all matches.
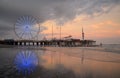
[14,15,40,40]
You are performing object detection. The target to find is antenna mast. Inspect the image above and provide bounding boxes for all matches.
[82,26,84,40]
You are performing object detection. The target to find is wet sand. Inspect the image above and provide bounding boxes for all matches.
[0,46,120,78]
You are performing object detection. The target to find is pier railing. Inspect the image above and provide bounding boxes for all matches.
[0,39,97,47]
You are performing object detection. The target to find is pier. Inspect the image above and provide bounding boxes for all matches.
[0,39,96,47]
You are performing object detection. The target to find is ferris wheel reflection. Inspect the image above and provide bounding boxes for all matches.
[14,50,39,76]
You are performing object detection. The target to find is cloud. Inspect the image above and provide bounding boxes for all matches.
[84,20,120,40]
[0,0,120,39]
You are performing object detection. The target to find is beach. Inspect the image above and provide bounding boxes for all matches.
[0,45,120,78]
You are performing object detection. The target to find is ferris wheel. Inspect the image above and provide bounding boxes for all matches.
[14,15,40,40]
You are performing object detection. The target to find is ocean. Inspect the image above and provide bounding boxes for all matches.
[102,44,120,53]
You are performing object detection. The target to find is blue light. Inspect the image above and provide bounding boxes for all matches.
[14,50,39,75]
[15,15,39,39]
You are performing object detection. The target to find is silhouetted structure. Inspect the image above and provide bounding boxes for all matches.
[0,27,97,47]
[0,39,96,47]
[82,27,84,40]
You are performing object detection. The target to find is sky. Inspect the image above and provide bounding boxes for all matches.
[0,0,120,44]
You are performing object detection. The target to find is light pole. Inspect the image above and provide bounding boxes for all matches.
[60,25,61,40]
[52,24,53,40]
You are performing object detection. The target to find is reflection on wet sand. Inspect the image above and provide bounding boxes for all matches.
[0,47,120,78]
[41,47,120,78]
[14,50,39,76]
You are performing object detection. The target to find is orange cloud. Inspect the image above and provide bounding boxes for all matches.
[85,21,120,39]
[40,16,120,41]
